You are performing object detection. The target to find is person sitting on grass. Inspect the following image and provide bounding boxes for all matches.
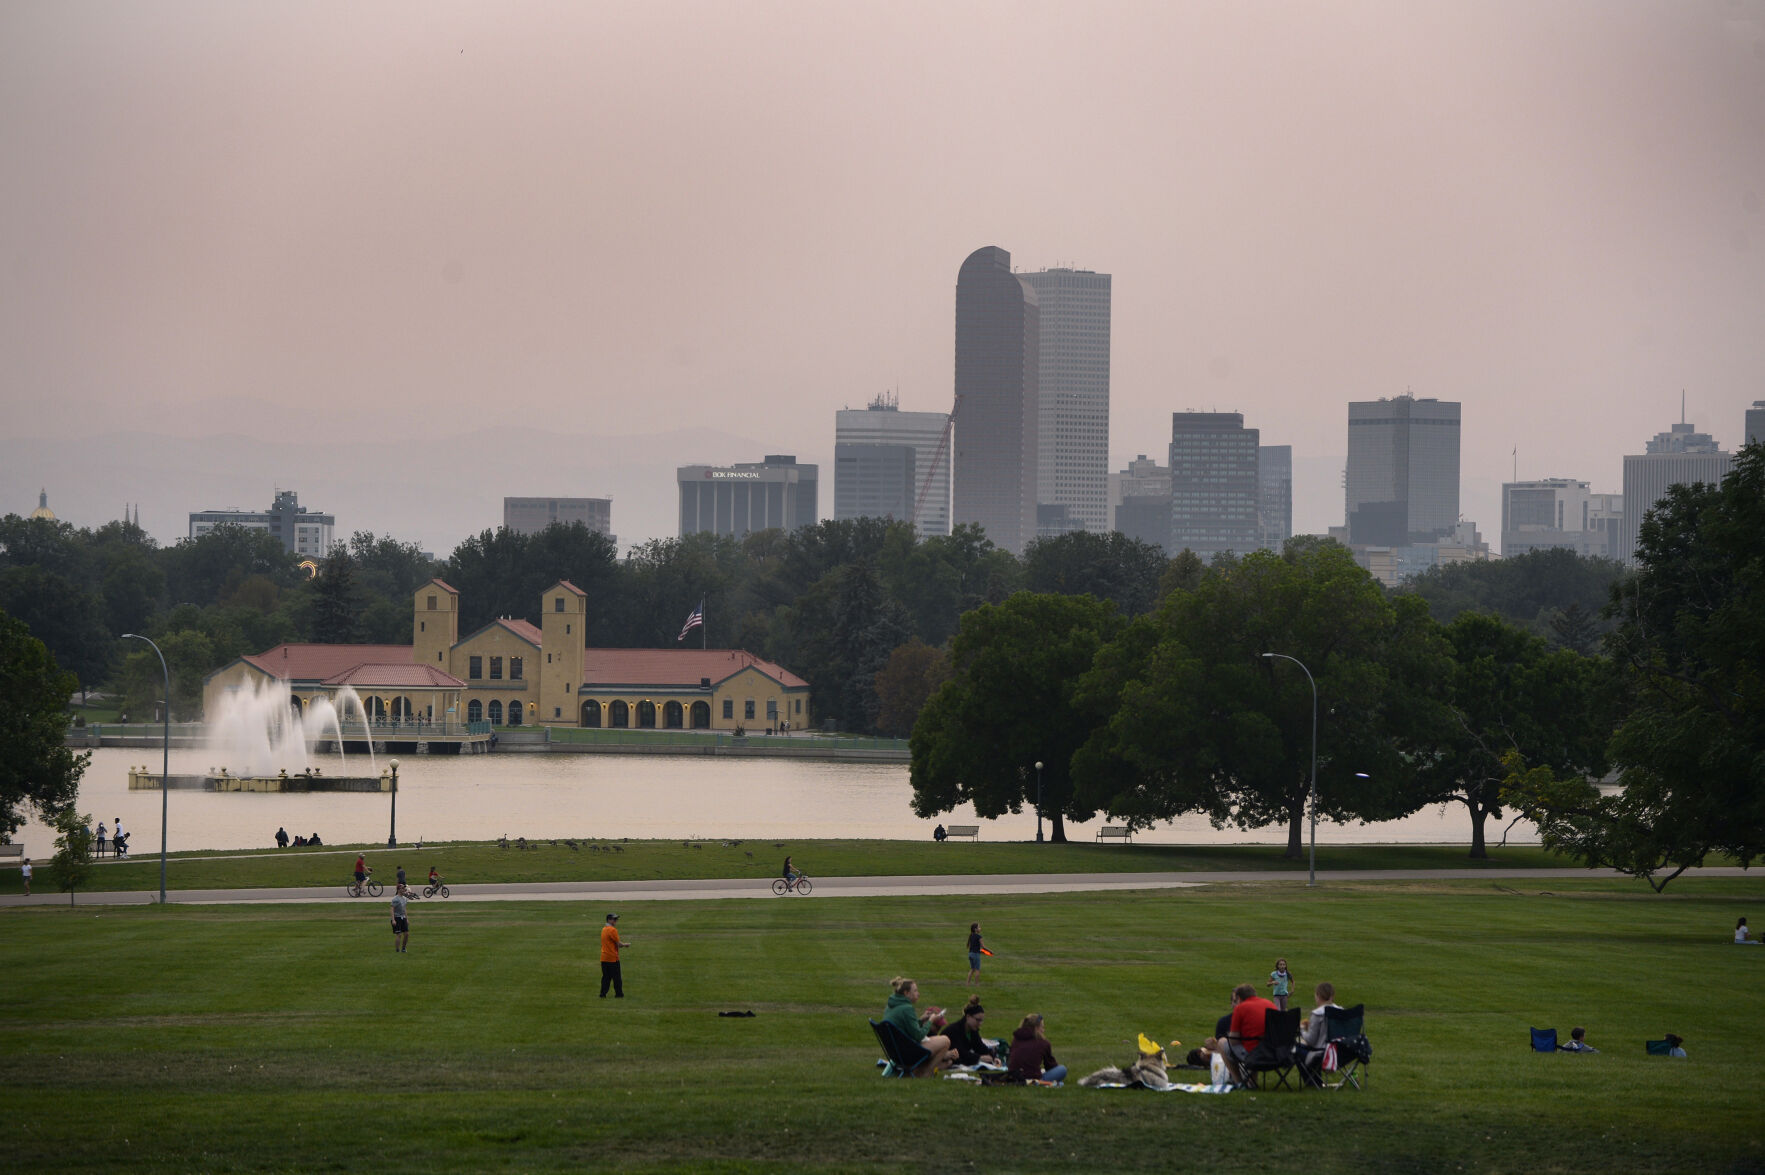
[1188,1042,1233,1090]
[1559,1027,1598,1053]
[880,977,952,1076]
[946,996,999,1067]
[1006,1013,1067,1085]
[1737,917,1760,944]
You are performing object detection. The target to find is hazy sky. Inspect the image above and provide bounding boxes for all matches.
[4,1,1762,552]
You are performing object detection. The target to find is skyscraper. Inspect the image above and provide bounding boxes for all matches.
[677,455,818,539]
[1619,420,1731,564]
[1344,395,1461,546]
[1747,401,1765,447]
[952,246,1039,556]
[1168,412,1260,559]
[833,393,952,534]
[1020,267,1111,536]
[1257,445,1292,552]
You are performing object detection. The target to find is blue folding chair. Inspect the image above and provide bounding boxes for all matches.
[1530,1027,1558,1053]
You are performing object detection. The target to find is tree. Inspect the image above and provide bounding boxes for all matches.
[1022,531,1168,617]
[0,607,90,838]
[873,639,950,738]
[1074,544,1440,857]
[310,548,362,645]
[1508,443,1765,889]
[1403,547,1623,644]
[1411,612,1608,858]
[910,593,1122,842]
[50,807,94,906]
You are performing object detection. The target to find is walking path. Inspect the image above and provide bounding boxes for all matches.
[3,866,1755,908]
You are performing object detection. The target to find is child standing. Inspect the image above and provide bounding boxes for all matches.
[1267,958,1294,1011]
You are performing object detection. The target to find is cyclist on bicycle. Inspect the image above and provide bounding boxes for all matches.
[353,854,368,891]
[782,855,800,892]
[428,865,441,892]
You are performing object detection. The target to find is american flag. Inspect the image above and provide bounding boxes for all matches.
[677,600,704,642]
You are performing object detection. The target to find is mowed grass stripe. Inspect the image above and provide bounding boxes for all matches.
[4,879,1763,1173]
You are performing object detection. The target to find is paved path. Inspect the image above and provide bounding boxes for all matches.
[3,867,1755,908]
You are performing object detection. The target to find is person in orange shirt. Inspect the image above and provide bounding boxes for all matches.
[599,913,631,998]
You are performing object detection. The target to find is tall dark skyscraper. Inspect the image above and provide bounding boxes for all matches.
[952,246,1039,556]
[1344,395,1461,546]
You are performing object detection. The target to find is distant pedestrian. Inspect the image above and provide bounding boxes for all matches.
[20,858,31,896]
[113,818,125,856]
[95,823,108,856]
[395,864,409,896]
[599,913,629,998]
[275,827,289,849]
[390,893,410,952]
[1268,958,1294,1011]
[966,922,985,987]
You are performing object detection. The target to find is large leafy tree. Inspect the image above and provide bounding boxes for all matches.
[1022,531,1169,618]
[1506,444,1765,889]
[910,592,1121,842]
[1404,547,1624,648]
[1074,543,1441,857]
[1412,612,1609,858]
[0,607,90,838]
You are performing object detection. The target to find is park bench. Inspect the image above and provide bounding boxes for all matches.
[944,825,980,841]
[0,844,23,860]
[1096,826,1132,843]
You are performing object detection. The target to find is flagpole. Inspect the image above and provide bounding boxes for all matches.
[701,595,707,650]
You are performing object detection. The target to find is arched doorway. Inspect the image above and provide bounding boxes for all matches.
[581,699,601,727]
[289,695,304,716]
[610,700,629,728]
[663,701,684,729]
[367,696,387,721]
[508,701,523,726]
[637,700,656,729]
[488,700,503,725]
[391,696,413,720]
[690,701,711,729]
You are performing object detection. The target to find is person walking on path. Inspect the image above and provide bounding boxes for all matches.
[390,892,410,952]
[1267,958,1294,1011]
[20,858,31,896]
[599,913,630,998]
[113,818,125,857]
[966,922,986,988]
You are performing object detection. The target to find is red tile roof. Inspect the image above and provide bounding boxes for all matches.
[426,578,459,595]
[320,663,466,688]
[580,648,808,689]
[550,580,586,596]
[499,618,542,645]
[241,644,414,682]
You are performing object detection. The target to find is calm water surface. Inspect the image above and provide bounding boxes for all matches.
[16,747,1537,853]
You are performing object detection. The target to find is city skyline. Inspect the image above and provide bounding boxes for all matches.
[2,3,1761,554]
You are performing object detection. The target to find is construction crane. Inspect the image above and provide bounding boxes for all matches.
[910,394,960,529]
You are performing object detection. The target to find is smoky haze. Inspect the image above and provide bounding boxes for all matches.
[2,1,1761,554]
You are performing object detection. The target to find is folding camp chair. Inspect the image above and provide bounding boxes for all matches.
[1531,1027,1559,1053]
[1241,1007,1303,1090]
[1321,1004,1369,1090]
[869,1019,931,1078]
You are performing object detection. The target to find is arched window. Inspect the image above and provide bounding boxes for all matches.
[467,699,483,722]
[663,701,684,729]
[690,701,711,729]
[637,700,656,729]
[610,700,629,728]
[488,700,503,725]
[367,696,387,721]
[581,699,601,728]
[392,696,412,720]
[508,701,523,726]
[290,695,304,715]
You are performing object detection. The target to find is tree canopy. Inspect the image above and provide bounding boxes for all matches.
[0,607,90,838]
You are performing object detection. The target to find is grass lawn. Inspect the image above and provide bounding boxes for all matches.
[2,839,1585,895]
[5,876,1764,1173]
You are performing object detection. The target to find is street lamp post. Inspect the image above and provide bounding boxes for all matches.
[1261,652,1318,887]
[120,634,170,905]
[387,758,400,848]
[1034,760,1044,844]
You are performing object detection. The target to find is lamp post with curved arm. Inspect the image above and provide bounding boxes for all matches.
[387,758,400,848]
[120,633,169,904]
[1261,652,1317,887]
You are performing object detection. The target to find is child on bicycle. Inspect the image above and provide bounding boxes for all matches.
[428,865,441,892]
[782,855,800,892]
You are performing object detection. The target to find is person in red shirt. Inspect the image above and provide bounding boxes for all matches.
[1221,983,1277,1085]
[599,913,630,998]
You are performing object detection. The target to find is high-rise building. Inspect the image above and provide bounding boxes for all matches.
[190,489,334,557]
[1619,421,1731,564]
[1111,454,1171,552]
[1257,445,1292,552]
[677,455,818,539]
[832,393,952,534]
[1168,412,1260,559]
[503,497,614,540]
[1344,395,1461,546]
[1501,478,1609,557]
[1747,401,1765,447]
[952,246,1039,556]
[1020,267,1111,536]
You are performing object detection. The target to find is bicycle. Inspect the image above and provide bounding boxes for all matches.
[345,870,384,898]
[422,880,451,899]
[772,873,812,896]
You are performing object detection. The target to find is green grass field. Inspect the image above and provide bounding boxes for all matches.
[5,872,1764,1173]
[2,838,1581,895]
